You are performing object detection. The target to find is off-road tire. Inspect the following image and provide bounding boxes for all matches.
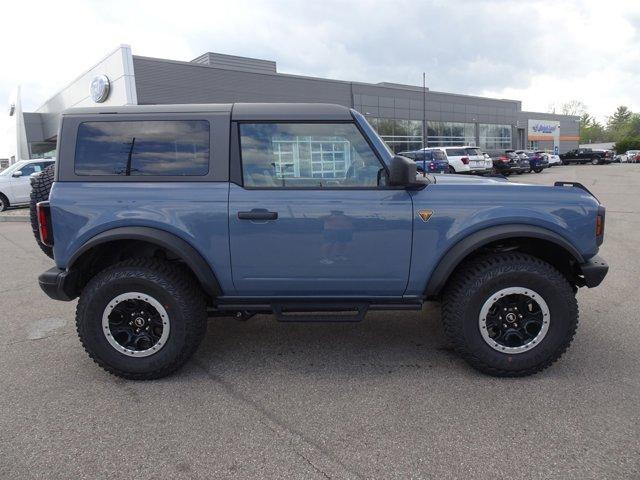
[0,193,8,212]
[29,164,55,258]
[441,253,578,377]
[76,258,208,380]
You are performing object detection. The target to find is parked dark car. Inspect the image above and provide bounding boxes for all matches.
[493,152,529,175]
[518,150,549,173]
[560,148,612,165]
[399,148,449,174]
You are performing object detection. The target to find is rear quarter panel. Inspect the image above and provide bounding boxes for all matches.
[49,181,234,294]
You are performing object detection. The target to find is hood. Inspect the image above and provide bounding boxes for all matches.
[432,174,511,185]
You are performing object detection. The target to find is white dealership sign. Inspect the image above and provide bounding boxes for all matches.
[528,119,560,149]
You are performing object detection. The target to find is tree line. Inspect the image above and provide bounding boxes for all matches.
[550,101,640,153]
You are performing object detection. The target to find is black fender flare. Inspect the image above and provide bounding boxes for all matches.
[68,226,222,296]
[424,224,584,297]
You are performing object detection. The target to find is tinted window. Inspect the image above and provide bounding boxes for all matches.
[465,147,482,156]
[75,120,209,176]
[240,123,385,188]
[445,148,466,156]
[17,164,40,176]
[431,150,446,160]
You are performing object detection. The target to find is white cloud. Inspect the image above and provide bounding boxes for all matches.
[1,0,639,157]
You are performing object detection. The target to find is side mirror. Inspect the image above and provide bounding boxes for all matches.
[12,171,22,178]
[388,155,420,187]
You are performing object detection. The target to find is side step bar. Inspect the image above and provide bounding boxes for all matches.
[209,300,423,322]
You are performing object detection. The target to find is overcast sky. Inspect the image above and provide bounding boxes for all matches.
[1,0,639,157]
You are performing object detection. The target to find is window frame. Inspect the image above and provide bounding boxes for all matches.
[235,120,401,191]
[57,113,229,182]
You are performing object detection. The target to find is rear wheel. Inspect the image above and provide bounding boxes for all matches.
[449,166,456,174]
[29,165,55,258]
[76,258,208,380]
[0,193,8,212]
[533,167,543,173]
[591,157,599,165]
[441,253,578,377]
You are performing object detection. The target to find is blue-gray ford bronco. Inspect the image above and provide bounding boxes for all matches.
[35,103,608,379]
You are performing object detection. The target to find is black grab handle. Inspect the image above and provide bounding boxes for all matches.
[238,209,278,220]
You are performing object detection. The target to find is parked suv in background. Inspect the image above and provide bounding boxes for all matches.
[493,151,529,175]
[437,146,490,174]
[514,150,548,173]
[0,159,55,211]
[36,103,608,380]
[398,148,449,173]
[625,150,639,163]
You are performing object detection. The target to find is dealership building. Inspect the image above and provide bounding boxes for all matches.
[8,45,579,162]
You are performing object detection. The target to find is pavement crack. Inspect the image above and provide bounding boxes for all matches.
[193,359,363,479]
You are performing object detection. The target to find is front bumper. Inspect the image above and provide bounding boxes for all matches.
[38,267,78,301]
[578,254,609,288]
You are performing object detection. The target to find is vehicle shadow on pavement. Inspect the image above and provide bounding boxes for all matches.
[191,303,462,379]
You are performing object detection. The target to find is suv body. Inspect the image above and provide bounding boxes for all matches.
[398,148,449,174]
[493,152,529,175]
[434,146,490,174]
[0,159,55,211]
[36,103,608,379]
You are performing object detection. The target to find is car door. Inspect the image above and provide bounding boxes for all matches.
[228,121,414,296]
[9,162,41,204]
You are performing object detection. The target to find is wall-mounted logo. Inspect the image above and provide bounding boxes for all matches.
[531,123,558,134]
[90,75,110,103]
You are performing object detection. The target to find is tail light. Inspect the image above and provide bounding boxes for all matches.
[36,201,54,247]
[429,162,436,171]
[499,156,509,163]
[460,156,469,165]
[596,206,605,245]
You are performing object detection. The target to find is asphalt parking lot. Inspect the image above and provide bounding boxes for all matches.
[1,164,639,479]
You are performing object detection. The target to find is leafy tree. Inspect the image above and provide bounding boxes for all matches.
[607,106,633,140]
[579,112,607,143]
[614,136,640,154]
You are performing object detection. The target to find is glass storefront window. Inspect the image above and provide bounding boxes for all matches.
[426,122,475,147]
[368,117,424,153]
[479,124,512,150]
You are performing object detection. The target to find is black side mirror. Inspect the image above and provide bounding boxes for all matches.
[388,155,419,187]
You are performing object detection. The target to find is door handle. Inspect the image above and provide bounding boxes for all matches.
[238,209,278,220]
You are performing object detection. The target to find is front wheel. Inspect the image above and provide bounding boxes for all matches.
[448,166,456,174]
[533,167,543,173]
[591,157,599,165]
[76,258,208,380]
[441,253,578,377]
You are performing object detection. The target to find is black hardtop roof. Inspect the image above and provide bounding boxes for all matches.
[63,103,354,121]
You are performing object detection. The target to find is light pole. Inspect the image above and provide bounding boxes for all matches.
[422,72,427,149]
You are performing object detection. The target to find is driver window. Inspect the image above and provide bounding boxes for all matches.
[239,123,386,188]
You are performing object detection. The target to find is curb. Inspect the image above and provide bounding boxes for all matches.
[0,215,29,222]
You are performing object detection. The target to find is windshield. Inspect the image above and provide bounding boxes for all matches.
[0,161,28,176]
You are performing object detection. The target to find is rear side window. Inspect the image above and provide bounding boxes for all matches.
[465,147,482,156]
[445,148,466,156]
[75,120,210,176]
[431,150,446,160]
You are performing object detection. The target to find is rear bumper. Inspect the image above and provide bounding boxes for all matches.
[578,255,609,288]
[38,267,77,301]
